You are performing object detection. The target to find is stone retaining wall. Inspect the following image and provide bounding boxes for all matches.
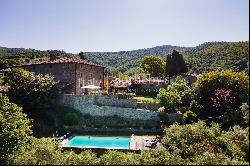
[60,95,159,121]
[136,102,160,111]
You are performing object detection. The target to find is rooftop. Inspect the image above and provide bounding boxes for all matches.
[17,56,104,67]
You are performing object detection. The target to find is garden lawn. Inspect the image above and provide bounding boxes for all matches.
[133,97,158,103]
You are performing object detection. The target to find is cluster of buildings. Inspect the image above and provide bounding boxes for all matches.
[1,53,199,95]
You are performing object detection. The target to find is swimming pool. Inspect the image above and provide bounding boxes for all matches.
[65,136,131,149]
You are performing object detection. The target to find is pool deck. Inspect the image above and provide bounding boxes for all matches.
[130,135,157,150]
[60,135,157,150]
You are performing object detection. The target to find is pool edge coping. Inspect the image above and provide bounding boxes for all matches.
[60,135,134,150]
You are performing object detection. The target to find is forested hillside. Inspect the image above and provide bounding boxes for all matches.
[84,45,190,72]
[185,41,249,73]
[0,41,249,73]
[84,41,249,74]
[0,47,73,69]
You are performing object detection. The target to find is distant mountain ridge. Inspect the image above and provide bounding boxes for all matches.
[0,41,249,73]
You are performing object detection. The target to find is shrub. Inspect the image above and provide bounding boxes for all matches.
[140,146,187,165]
[62,150,99,165]
[183,110,198,124]
[157,89,181,112]
[219,125,249,161]
[220,108,245,130]
[162,121,221,159]
[161,121,249,163]
[189,100,203,115]
[108,84,115,93]
[128,85,159,98]
[194,70,249,118]
[99,150,140,165]
[8,137,99,165]
[116,93,136,99]
[59,106,81,126]
[240,103,249,127]
[7,138,62,165]
[210,88,237,117]
[157,79,194,112]
[4,68,59,118]
[63,112,80,126]
[157,112,169,124]
[191,152,248,165]
[0,94,33,163]
[101,91,108,96]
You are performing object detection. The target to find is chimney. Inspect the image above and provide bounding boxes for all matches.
[79,52,85,60]
[49,54,59,61]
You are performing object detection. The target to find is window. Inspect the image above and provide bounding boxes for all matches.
[91,66,93,69]
[80,73,83,77]
[80,64,83,69]
[80,84,83,87]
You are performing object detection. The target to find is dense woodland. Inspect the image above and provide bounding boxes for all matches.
[0,41,249,74]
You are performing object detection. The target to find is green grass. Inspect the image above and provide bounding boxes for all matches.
[133,96,158,103]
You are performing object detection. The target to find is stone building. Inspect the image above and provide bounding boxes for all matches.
[19,55,105,95]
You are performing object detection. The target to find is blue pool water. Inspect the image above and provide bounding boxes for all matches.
[66,136,131,149]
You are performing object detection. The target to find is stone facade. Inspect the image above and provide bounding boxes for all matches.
[23,63,76,94]
[20,56,104,95]
[75,64,104,95]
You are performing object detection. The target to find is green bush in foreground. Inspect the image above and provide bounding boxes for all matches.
[140,146,187,165]
[0,94,32,163]
[99,150,140,165]
[161,121,249,163]
[8,137,99,165]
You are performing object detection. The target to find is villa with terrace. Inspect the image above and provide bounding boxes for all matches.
[18,54,105,95]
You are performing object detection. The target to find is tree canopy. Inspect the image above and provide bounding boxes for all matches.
[140,55,165,77]
[157,78,194,112]
[0,94,32,163]
[165,50,188,82]
[194,70,249,129]
[3,68,59,118]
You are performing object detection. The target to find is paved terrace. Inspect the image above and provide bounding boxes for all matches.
[130,135,159,150]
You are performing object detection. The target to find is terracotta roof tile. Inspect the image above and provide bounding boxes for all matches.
[17,56,104,67]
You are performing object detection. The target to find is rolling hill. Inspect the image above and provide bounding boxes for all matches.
[0,41,249,74]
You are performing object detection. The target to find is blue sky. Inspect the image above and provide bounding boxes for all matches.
[0,0,249,53]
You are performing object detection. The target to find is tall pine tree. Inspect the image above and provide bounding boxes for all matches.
[165,50,188,84]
